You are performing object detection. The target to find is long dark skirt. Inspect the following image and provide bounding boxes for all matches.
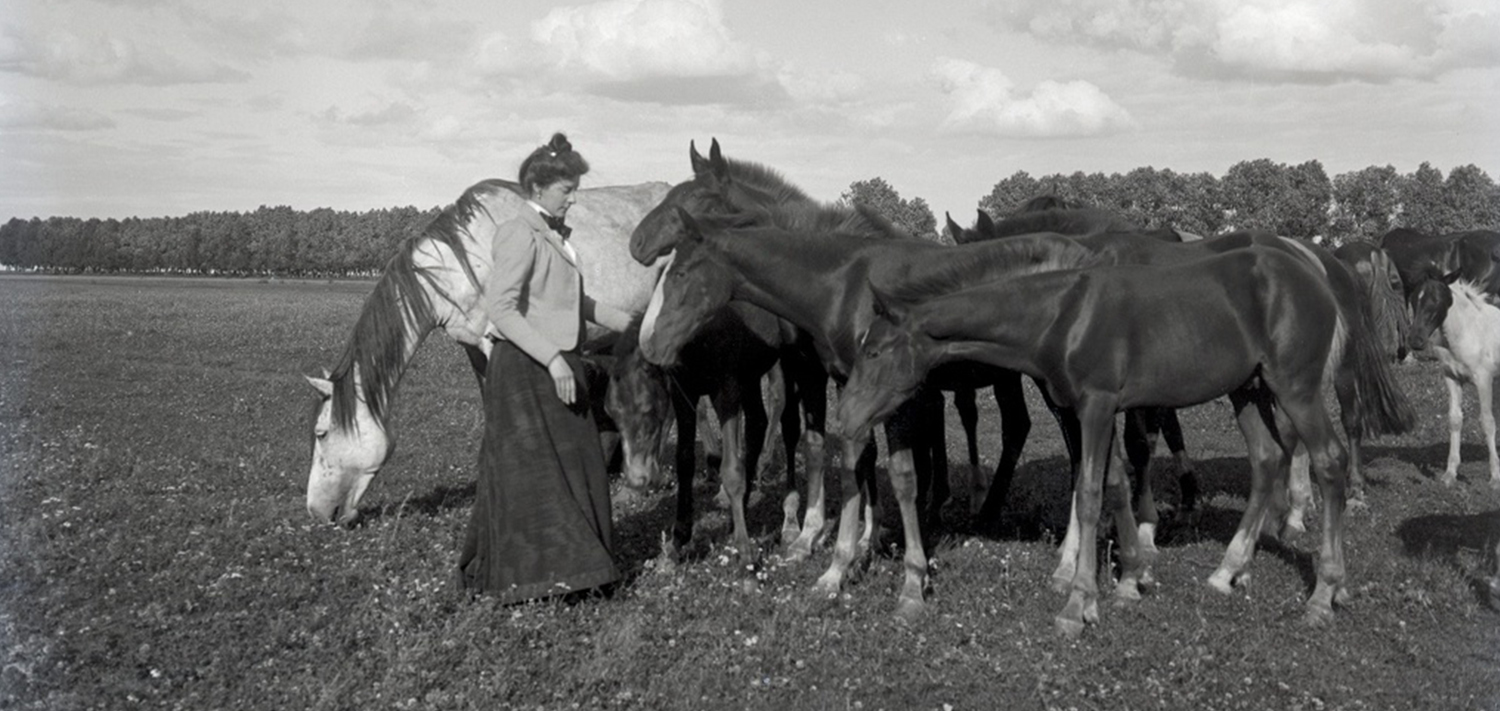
[458,340,619,603]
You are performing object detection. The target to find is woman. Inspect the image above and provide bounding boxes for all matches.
[458,133,633,603]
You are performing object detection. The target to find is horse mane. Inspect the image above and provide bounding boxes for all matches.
[720,157,815,207]
[326,178,523,429]
[886,234,1105,302]
[1451,279,1500,312]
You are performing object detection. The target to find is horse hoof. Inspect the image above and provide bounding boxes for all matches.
[1440,473,1458,487]
[1112,582,1142,603]
[785,539,813,562]
[1346,497,1369,513]
[1054,615,1086,639]
[894,598,925,623]
[1050,575,1072,594]
[1206,570,1236,595]
[1302,604,1335,628]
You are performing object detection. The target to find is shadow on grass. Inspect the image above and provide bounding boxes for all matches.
[1397,508,1500,608]
[1361,441,1494,482]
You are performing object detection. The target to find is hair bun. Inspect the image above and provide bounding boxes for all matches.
[547,133,572,155]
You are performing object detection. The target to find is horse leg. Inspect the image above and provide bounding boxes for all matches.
[778,364,803,545]
[1105,428,1147,603]
[1208,390,1290,594]
[757,363,786,484]
[1121,410,1160,588]
[666,387,699,566]
[883,402,931,620]
[1277,446,1312,538]
[741,376,769,502]
[952,386,983,515]
[1442,374,1464,485]
[1478,372,1499,487]
[812,433,873,599]
[1055,397,1116,638]
[713,391,754,565]
[1334,368,1368,508]
[1159,408,1197,513]
[917,389,947,536]
[1051,491,1081,592]
[976,373,1031,525]
[787,370,831,560]
[1278,390,1352,625]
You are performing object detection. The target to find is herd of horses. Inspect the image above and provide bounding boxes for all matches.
[303,139,1500,637]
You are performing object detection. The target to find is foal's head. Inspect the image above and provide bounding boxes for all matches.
[604,324,672,489]
[1406,267,1457,353]
[638,209,749,367]
[836,286,938,445]
[628,138,800,265]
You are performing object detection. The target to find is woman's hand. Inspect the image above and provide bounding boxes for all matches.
[547,355,576,405]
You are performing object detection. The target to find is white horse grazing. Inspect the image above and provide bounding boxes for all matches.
[1408,277,1500,487]
[304,179,671,525]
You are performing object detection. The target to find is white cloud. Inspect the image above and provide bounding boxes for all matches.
[474,0,778,105]
[992,0,1500,83]
[932,57,1135,137]
[0,25,247,85]
[531,0,754,80]
[0,100,115,130]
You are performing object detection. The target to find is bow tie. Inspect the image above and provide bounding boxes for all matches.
[542,213,571,238]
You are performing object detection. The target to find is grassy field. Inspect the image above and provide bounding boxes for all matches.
[0,274,1497,711]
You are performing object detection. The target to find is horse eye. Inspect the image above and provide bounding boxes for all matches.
[315,429,328,440]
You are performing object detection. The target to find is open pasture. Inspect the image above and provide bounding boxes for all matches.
[0,274,1497,710]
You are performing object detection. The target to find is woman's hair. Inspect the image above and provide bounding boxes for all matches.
[518,133,590,194]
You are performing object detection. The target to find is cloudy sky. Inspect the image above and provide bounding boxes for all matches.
[1,0,1496,221]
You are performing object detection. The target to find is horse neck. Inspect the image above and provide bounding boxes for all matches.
[709,229,870,370]
[1442,284,1500,352]
[921,279,1065,377]
[329,260,443,430]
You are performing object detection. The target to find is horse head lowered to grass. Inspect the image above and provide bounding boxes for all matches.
[303,179,670,526]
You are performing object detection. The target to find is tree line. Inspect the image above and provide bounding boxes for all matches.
[847,160,1499,246]
[3,159,1497,275]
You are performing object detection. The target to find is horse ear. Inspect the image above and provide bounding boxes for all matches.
[867,280,907,323]
[305,375,333,397]
[690,140,708,175]
[975,209,995,235]
[703,138,730,188]
[944,212,963,240]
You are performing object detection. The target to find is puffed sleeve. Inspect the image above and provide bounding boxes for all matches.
[483,219,562,367]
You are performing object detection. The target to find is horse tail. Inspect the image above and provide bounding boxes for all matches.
[1331,259,1417,437]
[1367,251,1411,359]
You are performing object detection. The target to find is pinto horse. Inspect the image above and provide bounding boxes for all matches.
[1382,228,1500,300]
[1406,276,1500,487]
[838,247,1359,636]
[304,178,670,525]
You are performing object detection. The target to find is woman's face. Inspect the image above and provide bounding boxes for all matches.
[533,178,579,218]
